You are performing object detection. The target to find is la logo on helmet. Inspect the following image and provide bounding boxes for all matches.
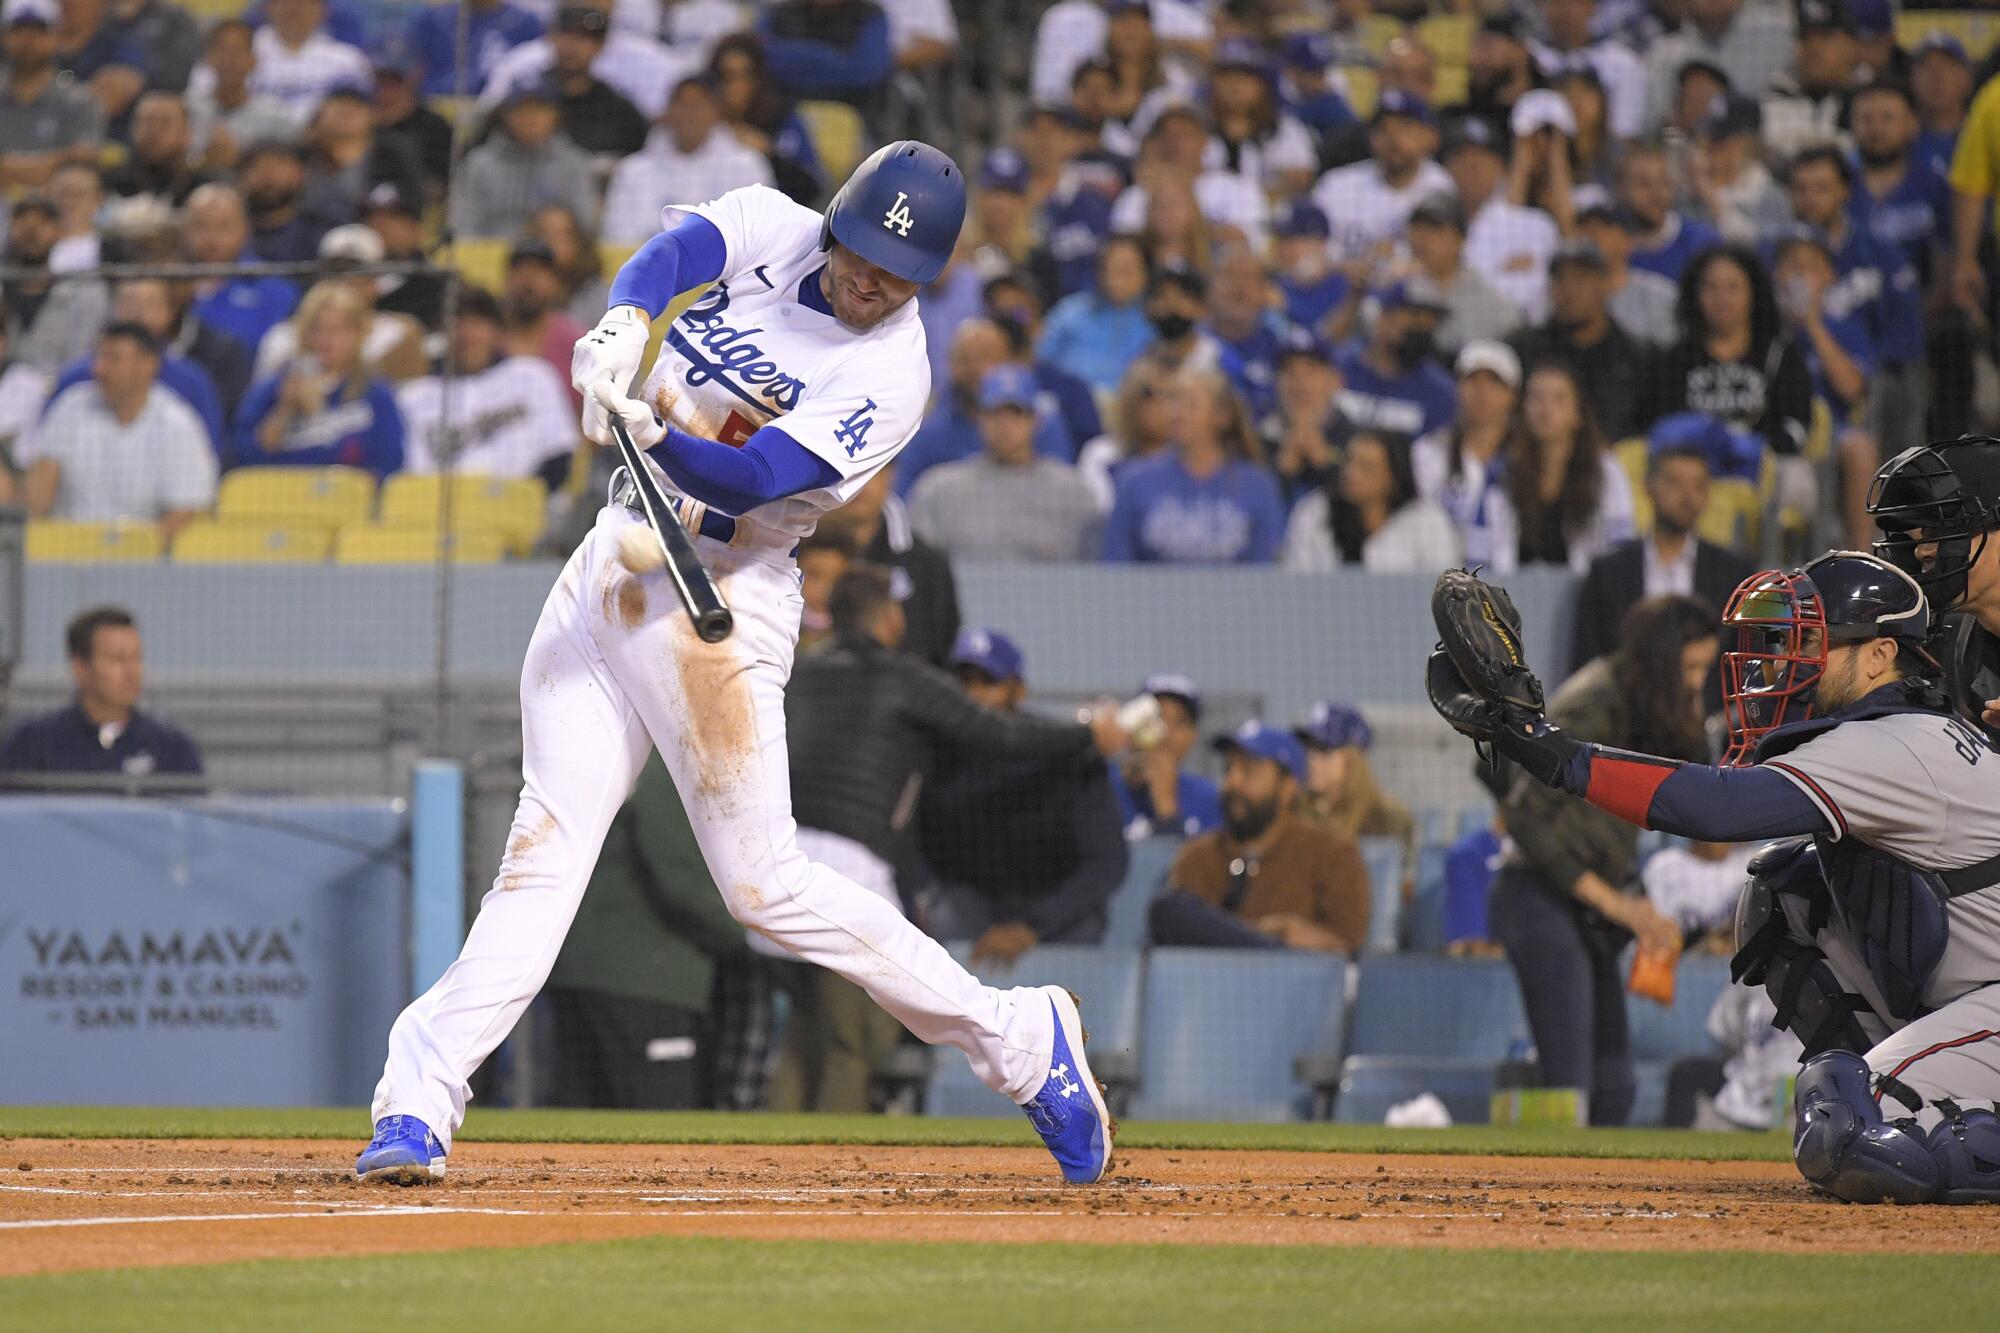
[883,191,914,236]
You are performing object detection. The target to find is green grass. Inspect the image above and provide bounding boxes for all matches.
[7,1237,1996,1332]
[0,1106,1791,1161]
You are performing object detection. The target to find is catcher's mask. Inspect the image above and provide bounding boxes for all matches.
[1720,552,1933,764]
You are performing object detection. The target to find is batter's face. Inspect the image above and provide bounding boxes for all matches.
[823,244,920,331]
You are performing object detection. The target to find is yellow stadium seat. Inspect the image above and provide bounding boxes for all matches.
[216,466,376,531]
[1342,67,1379,120]
[1613,438,1653,533]
[798,100,866,182]
[1434,64,1468,107]
[449,237,511,295]
[25,520,163,562]
[431,95,475,126]
[334,524,507,565]
[172,521,333,564]
[1416,13,1472,64]
[1897,10,2000,62]
[378,474,549,556]
[1353,14,1404,58]
[179,0,241,18]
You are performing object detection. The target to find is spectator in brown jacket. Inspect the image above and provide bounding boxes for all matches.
[1148,720,1370,954]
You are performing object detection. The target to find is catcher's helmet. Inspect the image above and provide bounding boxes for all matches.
[1720,551,1933,764]
[819,141,965,285]
[1866,436,2000,613]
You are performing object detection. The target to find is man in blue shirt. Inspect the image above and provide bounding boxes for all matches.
[1910,31,1972,181]
[1204,246,1313,421]
[0,607,202,782]
[1333,279,1455,439]
[895,316,1071,495]
[1109,673,1223,840]
[183,183,301,355]
[406,0,541,96]
[1620,143,1722,284]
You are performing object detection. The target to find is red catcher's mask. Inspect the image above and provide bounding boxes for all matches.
[1720,568,1827,766]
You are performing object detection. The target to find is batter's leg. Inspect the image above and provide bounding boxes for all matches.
[370,542,653,1151]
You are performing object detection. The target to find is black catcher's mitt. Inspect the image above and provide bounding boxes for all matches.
[1430,567,1544,714]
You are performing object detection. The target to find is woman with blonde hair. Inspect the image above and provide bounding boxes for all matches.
[1102,365,1284,563]
[1139,177,1212,278]
[1076,355,1174,511]
[1293,701,1415,851]
[231,281,405,477]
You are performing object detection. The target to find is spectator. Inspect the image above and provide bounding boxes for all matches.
[1320,33,1436,170]
[793,526,853,653]
[907,365,1097,562]
[100,0,201,99]
[1507,89,1581,234]
[1270,200,1348,345]
[1131,174,1212,279]
[1088,0,1196,157]
[1550,64,1619,193]
[1109,671,1219,841]
[1443,814,1504,958]
[185,19,293,171]
[1293,700,1415,889]
[44,277,230,451]
[778,572,1127,1103]
[243,0,370,59]
[51,0,145,127]
[1512,238,1655,442]
[300,85,425,225]
[964,149,1046,291]
[1644,244,1813,462]
[406,0,542,97]
[1111,102,1267,251]
[542,4,648,156]
[896,317,1069,496]
[755,0,890,113]
[2,196,107,375]
[1102,365,1284,564]
[232,281,405,477]
[253,225,426,382]
[1639,0,1795,133]
[483,0,691,123]
[501,237,588,412]
[1530,0,1644,141]
[1201,245,1309,421]
[1664,56,1731,144]
[183,182,300,354]
[1332,280,1455,440]
[106,91,210,207]
[1076,355,1172,511]
[1570,412,1758,671]
[1282,426,1459,574]
[1205,38,1316,199]
[919,626,1130,960]
[20,322,214,539]
[46,160,103,274]
[1621,143,1722,285]
[658,0,747,62]
[1414,340,1520,523]
[877,0,954,75]
[543,751,747,1109]
[0,0,105,191]
[1441,115,1558,325]
[0,323,50,465]
[0,606,202,779]
[1464,13,1534,126]
[1263,344,1345,502]
[1489,360,1634,572]
[1761,0,1865,163]
[1311,90,1450,265]
[705,32,820,205]
[1769,227,1880,546]
[1684,95,1787,245]
[1494,595,1716,1126]
[601,74,771,245]
[1038,232,1155,397]
[361,181,444,329]
[241,0,373,123]
[1025,103,1120,300]
[1911,30,1972,180]
[1148,719,1369,953]
[146,275,252,422]
[237,138,335,263]
[1576,202,1679,348]
[369,36,453,196]
[526,203,609,327]
[1404,192,1519,354]
[812,465,959,665]
[979,274,1103,455]
[397,287,575,484]
[451,82,597,238]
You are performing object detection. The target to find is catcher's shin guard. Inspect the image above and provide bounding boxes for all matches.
[1926,1107,2000,1205]
[1792,1051,1940,1204]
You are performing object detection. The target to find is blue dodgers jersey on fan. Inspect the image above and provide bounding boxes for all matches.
[1209,315,1315,420]
[1108,763,1223,839]
[1799,305,1877,424]
[407,0,543,94]
[1826,222,1923,365]
[1331,342,1456,439]
[230,375,406,477]
[1101,453,1287,564]
[1850,159,1952,275]
[1630,213,1722,284]
[1279,271,1352,340]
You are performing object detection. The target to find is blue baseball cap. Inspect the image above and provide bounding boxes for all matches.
[1272,198,1330,240]
[978,363,1038,412]
[1213,38,1274,79]
[1647,410,1762,482]
[1142,672,1202,719]
[1213,719,1306,784]
[979,146,1029,193]
[1295,701,1373,752]
[1372,89,1435,127]
[1915,29,1969,63]
[1848,0,1892,37]
[1282,32,1334,71]
[948,626,1025,681]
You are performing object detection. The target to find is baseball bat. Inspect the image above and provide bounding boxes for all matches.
[608,416,735,644]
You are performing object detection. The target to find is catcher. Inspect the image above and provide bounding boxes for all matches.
[1428,557,2000,1204]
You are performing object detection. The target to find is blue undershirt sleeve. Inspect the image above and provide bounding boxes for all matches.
[1646,762,1833,842]
[645,424,841,516]
[605,214,728,319]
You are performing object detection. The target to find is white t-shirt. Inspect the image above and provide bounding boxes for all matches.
[243,29,374,120]
[876,0,957,54]
[601,129,774,244]
[1463,198,1560,323]
[1311,159,1454,260]
[1278,490,1462,574]
[1109,170,1269,250]
[397,355,577,477]
[636,185,931,538]
[21,383,216,521]
[0,361,51,447]
[481,31,694,120]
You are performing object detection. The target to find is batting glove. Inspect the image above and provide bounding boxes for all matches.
[589,381,667,450]
[571,303,650,398]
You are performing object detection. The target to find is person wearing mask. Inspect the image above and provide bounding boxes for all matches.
[1511,238,1654,442]
[231,281,405,477]
[1489,595,1718,1126]
[0,606,201,779]
[1037,233,1155,398]
[1281,425,1460,574]
[1465,360,1635,573]
[1332,280,1455,441]
[1148,720,1370,954]
[1108,672,1219,842]
[1101,365,1284,564]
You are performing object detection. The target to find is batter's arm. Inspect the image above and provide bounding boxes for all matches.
[604,215,728,319]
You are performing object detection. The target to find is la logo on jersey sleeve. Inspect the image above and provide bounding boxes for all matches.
[884,193,914,237]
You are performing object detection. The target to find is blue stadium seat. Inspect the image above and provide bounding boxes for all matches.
[1358,836,1404,954]
[1130,948,1348,1122]
[1627,954,1731,1126]
[1328,956,1529,1124]
[924,944,1145,1118]
[1104,835,1182,948]
[1336,1056,1498,1126]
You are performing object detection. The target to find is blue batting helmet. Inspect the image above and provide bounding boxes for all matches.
[819,140,966,286]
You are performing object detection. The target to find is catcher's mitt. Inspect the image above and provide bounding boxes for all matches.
[1430,568,1544,714]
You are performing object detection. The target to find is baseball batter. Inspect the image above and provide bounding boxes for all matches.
[355,143,1117,1186]
[1430,553,2000,1204]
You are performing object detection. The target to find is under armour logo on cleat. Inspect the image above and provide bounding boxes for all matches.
[1049,1063,1080,1099]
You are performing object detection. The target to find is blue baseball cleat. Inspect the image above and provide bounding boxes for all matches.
[1021,986,1116,1184]
[355,1114,447,1185]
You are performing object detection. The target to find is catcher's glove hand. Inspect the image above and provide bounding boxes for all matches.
[1431,567,1544,713]
[1426,647,1505,742]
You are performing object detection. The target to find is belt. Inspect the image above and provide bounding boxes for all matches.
[608,466,798,557]
[1940,849,2000,899]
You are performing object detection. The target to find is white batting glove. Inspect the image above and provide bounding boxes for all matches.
[571,303,650,395]
[589,381,667,450]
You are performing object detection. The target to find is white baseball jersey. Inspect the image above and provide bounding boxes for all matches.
[1310,159,1454,260]
[1766,710,2000,1009]
[396,355,578,477]
[637,185,932,541]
